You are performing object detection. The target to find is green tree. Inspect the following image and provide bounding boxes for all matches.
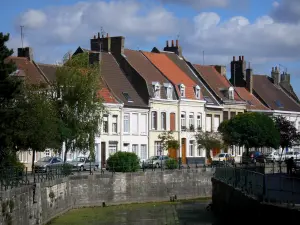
[218,112,280,154]
[15,86,61,170]
[195,131,225,160]
[54,52,105,162]
[273,116,300,160]
[157,131,180,157]
[0,33,24,167]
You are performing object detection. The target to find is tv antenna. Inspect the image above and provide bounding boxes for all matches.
[20,25,24,48]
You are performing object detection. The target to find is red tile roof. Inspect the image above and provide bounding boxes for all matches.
[142,52,201,100]
[6,56,48,85]
[235,87,269,110]
[98,87,119,104]
[193,64,242,101]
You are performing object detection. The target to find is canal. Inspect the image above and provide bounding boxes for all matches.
[48,200,222,225]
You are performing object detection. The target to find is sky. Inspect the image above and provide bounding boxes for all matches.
[2,0,300,95]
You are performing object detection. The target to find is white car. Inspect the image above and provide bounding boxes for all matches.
[282,151,300,161]
[212,153,235,165]
[265,151,280,162]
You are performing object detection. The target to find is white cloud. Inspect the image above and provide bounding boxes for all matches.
[19,10,47,29]
[270,0,300,23]
[158,0,228,9]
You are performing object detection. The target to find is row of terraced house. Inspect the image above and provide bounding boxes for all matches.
[11,33,300,169]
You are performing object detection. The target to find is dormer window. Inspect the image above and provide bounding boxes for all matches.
[179,84,185,97]
[164,83,173,99]
[152,82,160,99]
[228,87,234,100]
[194,85,200,99]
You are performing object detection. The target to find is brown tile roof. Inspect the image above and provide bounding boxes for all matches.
[6,57,48,86]
[192,64,243,102]
[142,52,201,100]
[124,49,176,100]
[253,75,300,111]
[101,52,147,108]
[98,87,119,104]
[280,82,300,103]
[160,51,219,105]
[36,63,58,83]
[235,87,269,110]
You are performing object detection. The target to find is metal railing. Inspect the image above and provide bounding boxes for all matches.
[214,166,300,205]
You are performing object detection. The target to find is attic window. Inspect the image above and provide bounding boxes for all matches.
[275,100,284,108]
[179,84,185,97]
[163,83,173,99]
[122,92,133,102]
[194,85,200,99]
[204,96,213,104]
[228,87,234,100]
[152,82,160,99]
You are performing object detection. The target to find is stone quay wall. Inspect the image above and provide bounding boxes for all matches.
[0,169,213,225]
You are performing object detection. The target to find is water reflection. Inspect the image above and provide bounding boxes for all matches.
[49,200,223,225]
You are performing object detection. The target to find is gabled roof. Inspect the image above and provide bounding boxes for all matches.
[158,51,219,106]
[280,82,300,103]
[235,87,269,110]
[123,49,177,100]
[192,64,243,102]
[101,52,147,108]
[98,86,119,104]
[36,63,58,83]
[253,75,300,111]
[142,52,202,100]
[6,57,49,86]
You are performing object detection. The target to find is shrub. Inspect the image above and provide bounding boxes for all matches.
[166,158,178,169]
[107,151,140,172]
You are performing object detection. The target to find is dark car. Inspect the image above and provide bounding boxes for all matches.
[242,151,266,164]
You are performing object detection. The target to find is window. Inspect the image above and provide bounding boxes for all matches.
[123,114,130,133]
[164,84,173,100]
[123,143,130,152]
[298,121,300,131]
[109,142,117,155]
[213,115,220,132]
[112,115,118,133]
[161,112,166,130]
[45,149,50,156]
[228,87,234,100]
[131,113,138,134]
[140,114,147,135]
[122,92,133,102]
[179,84,185,97]
[194,85,200,99]
[189,140,194,156]
[197,114,202,131]
[151,111,157,130]
[181,112,186,130]
[189,113,194,131]
[230,112,236,119]
[154,141,162,155]
[223,111,228,121]
[170,113,176,131]
[206,114,212,132]
[275,100,284,108]
[103,115,108,133]
[140,145,147,160]
[132,144,139,156]
[152,82,160,98]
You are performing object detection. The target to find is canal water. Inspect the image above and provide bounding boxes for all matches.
[49,200,223,225]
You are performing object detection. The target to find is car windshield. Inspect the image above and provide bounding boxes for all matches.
[150,156,160,160]
[73,157,85,162]
[218,153,225,157]
[38,157,52,162]
[286,152,293,155]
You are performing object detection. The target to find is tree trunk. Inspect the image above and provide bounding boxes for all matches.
[279,147,285,174]
[89,132,95,161]
[64,141,70,162]
[31,150,35,172]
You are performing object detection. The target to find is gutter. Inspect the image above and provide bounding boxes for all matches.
[250,109,300,115]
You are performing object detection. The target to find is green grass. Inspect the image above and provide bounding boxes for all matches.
[47,198,211,225]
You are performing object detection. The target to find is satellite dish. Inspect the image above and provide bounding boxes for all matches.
[62,50,73,64]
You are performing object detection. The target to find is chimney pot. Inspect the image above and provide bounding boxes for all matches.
[239,56,241,61]
[166,40,169,47]
[233,56,235,61]
[176,39,179,47]
[275,66,278,71]
[107,33,109,38]
[93,35,96,39]
[102,34,104,38]
[97,32,100,38]
[242,56,244,61]
[272,67,274,72]
[171,40,174,47]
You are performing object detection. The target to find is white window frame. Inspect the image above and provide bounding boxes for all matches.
[228,86,234,100]
[181,112,186,130]
[112,115,118,134]
[151,111,157,130]
[140,144,147,160]
[152,82,160,99]
[109,142,118,155]
[197,113,202,130]
[195,85,200,99]
[140,113,147,135]
[164,83,173,99]
[189,140,194,156]
[131,113,138,135]
[189,113,194,130]
[132,144,139,156]
[179,84,185,97]
[161,112,166,130]
[154,141,162,155]
[123,114,130,133]
[102,115,109,133]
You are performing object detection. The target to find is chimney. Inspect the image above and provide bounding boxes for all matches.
[281,71,291,84]
[171,40,174,47]
[246,62,253,94]
[233,56,235,61]
[271,66,280,85]
[176,40,179,47]
[166,40,169,47]
[102,34,104,38]
[242,56,244,61]
[214,65,226,77]
[93,35,96,39]
[90,32,112,52]
[89,52,101,65]
[107,33,109,38]
[239,56,241,61]
[18,47,33,61]
[97,32,100,39]
[110,36,125,55]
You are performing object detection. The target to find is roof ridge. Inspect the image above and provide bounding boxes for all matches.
[33,61,51,84]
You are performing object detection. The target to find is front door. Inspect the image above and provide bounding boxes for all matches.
[101,142,106,168]
[168,148,177,159]
[181,138,186,164]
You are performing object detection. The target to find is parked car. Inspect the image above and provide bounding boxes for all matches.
[34,156,67,173]
[211,153,235,165]
[242,151,266,164]
[144,155,170,168]
[68,157,99,171]
[265,151,280,162]
[283,151,300,161]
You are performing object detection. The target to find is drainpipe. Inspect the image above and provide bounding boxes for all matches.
[120,104,123,151]
[148,106,151,159]
[178,100,181,160]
